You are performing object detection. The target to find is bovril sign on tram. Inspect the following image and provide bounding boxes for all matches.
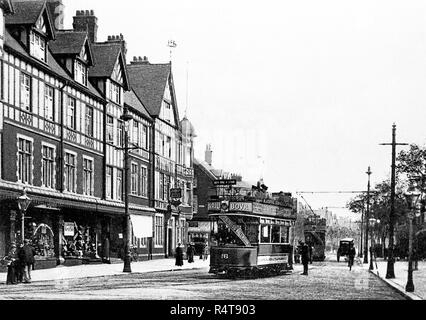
[208,201,294,218]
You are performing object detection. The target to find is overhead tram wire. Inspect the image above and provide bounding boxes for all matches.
[296,191,373,194]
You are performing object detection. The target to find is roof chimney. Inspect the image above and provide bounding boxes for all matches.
[130,55,150,65]
[106,33,127,62]
[46,0,65,30]
[205,144,213,166]
[73,9,98,43]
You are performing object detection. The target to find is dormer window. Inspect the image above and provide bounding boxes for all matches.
[30,32,46,62]
[74,60,87,86]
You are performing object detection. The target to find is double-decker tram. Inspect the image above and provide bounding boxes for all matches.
[208,193,297,278]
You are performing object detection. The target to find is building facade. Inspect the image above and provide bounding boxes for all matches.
[127,57,195,258]
[0,0,195,269]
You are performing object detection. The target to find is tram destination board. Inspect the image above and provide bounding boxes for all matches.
[213,179,237,186]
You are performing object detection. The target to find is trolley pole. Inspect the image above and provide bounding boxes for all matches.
[364,167,371,265]
[380,124,408,279]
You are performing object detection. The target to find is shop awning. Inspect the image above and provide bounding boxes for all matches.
[131,215,153,238]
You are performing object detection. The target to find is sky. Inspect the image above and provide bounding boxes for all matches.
[62,0,426,219]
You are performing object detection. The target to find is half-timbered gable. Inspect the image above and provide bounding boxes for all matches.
[5,0,55,63]
[88,41,129,202]
[50,30,94,87]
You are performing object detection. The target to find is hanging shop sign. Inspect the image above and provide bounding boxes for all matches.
[170,188,182,199]
[64,222,75,237]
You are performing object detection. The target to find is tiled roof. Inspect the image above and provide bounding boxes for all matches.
[124,90,152,121]
[5,0,44,25]
[89,43,121,78]
[50,31,87,56]
[127,63,171,117]
[4,30,103,100]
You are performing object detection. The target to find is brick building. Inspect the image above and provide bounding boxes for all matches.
[0,0,195,269]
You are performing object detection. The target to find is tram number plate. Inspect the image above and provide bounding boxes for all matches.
[221,254,229,260]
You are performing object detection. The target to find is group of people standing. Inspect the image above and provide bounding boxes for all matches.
[175,241,209,267]
[4,239,36,285]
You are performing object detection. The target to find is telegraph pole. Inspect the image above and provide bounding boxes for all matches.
[364,167,372,264]
[380,124,408,279]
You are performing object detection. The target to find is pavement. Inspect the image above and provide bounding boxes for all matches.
[0,258,210,284]
[368,258,425,300]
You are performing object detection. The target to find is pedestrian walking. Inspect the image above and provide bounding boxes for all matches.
[175,243,184,267]
[202,240,209,261]
[187,243,195,263]
[102,235,111,264]
[300,241,309,275]
[18,239,36,283]
[348,243,356,271]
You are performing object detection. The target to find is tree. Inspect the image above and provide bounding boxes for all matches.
[347,179,408,256]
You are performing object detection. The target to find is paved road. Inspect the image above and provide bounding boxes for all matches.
[0,260,406,300]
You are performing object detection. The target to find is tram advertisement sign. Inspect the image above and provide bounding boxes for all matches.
[258,254,289,265]
[213,179,237,186]
[207,201,221,212]
[64,222,75,236]
[229,202,253,212]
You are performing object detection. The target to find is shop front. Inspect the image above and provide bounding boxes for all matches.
[188,220,212,256]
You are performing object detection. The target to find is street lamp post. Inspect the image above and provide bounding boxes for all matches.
[120,108,134,273]
[404,185,421,293]
[17,189,32,244]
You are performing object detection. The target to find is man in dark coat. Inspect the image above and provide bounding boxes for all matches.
[301,242,309,275]
[348,243,356,271]
[175,243,184,267]
[18,239,36,283]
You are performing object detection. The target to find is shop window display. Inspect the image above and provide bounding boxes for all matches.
[29,223,55,258]
[61,223,99,259]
